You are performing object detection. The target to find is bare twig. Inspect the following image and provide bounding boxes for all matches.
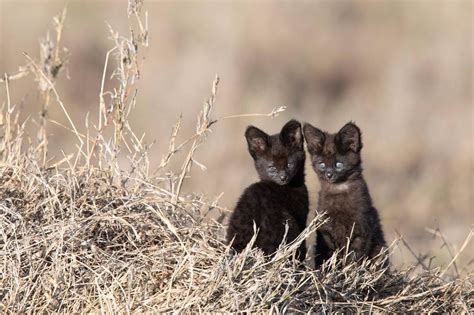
[24,53,82,146]
[440,229,473,277]
[172,76,219,204]
[221,105,287,120]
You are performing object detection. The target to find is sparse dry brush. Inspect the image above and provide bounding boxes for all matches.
[0,1,472,313]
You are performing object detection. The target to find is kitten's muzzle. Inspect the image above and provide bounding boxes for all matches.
[325,171,334,180]
[280,174,288,182]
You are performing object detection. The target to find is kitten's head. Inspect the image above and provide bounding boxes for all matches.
[245,119,305,185]
[303,122,362,184]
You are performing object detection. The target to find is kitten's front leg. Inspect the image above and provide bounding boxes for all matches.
[257,231,281,256]
[370,242,390,267]
[314,229,335,267]
[348,233,372,262]
[348,236,364,261]
[227,224,254,252]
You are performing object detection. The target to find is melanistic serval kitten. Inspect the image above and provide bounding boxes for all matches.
[303,122,387,267]
[226,120,309,261]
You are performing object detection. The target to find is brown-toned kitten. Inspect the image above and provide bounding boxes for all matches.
[303,122,387,267]
[226,120,309,261]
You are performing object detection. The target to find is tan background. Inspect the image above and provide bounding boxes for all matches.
[1,0,472,268]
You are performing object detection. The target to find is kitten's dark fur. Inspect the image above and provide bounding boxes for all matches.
[226,120,309,261]
[303,122,387,267]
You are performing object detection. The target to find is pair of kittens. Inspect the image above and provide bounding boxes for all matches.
[226,120,387,267]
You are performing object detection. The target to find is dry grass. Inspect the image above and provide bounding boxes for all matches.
[0,145,472,312]
[1,1,473,313]
[1,148,472,312]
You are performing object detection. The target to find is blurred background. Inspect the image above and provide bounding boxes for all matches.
[1,0,472,268]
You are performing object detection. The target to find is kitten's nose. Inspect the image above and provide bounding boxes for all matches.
[280,174,288,181]
[325,172,334,180]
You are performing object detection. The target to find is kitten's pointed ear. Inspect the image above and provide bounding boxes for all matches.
[303,123,325,155]
[245,126,269,157]
[280,119,303,148]
[337,122,362,152]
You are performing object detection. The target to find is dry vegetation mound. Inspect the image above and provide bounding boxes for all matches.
[1,1,472,313]
[1,149,472,312]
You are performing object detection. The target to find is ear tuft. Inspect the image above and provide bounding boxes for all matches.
[303,123,325,154]
[337,122,362,152]
[280,119,303,148]
[245,126,269,157]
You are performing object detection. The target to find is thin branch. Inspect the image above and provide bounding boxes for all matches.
[23,53,83,146]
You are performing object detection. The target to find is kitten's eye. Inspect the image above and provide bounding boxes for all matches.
[318,162,326,171]
[335,162,344,170]
[287,162,294,168]
[268,166,277,172]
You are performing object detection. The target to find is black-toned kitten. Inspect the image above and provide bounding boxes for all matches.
[226,120,309,261]
[303,122,387,267]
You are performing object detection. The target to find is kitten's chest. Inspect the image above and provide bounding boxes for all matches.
[318,186,374,247]
[319,191,351,209]
[318,191,361,226]
[284,186,309,210]
[276,185,309,223]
